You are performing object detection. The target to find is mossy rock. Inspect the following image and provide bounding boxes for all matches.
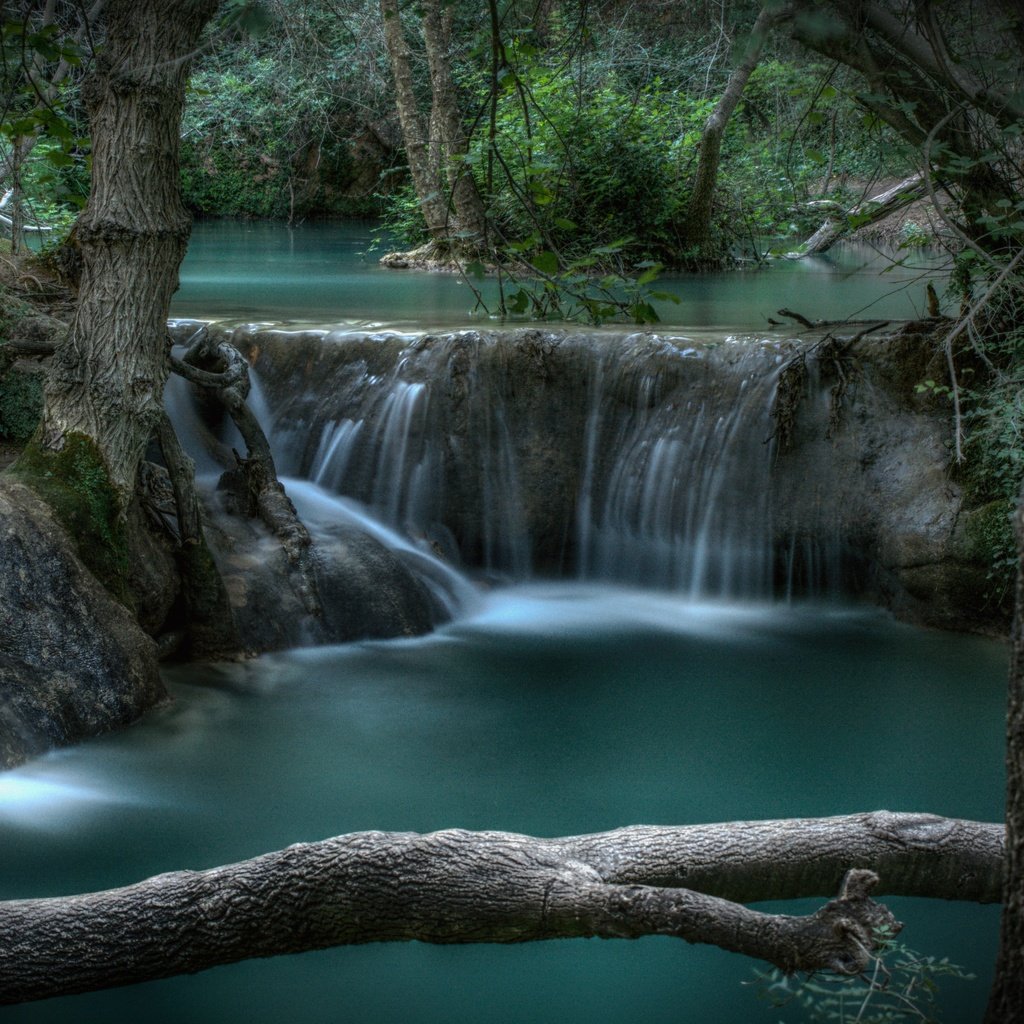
[12,433,132,607]
[960,498,1016,602]
[0,479,163,768]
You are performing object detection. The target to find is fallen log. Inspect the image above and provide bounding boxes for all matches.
[0,811,1003,1004]
[786,173,926,258]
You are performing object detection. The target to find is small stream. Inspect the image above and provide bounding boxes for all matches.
[2,222,1004,1023]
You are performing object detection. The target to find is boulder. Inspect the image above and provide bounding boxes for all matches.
[0,480,164,769]
[202,495,439,651]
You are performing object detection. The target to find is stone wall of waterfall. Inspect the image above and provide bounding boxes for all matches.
[168,320,997,630]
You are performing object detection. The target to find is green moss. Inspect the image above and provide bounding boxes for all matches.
[179,540,238,656]
[962,498,1017,604]
[11,433,133,606]
[0,283,43,338]
[0,366,43,441]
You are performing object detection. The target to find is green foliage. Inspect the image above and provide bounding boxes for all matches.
[0,16,89,233]
[964,498,1017,600]
[942,253,1024,603]
[914,379,951,399]
[376,14,916,275]
[726,60,914,244]
[476,62,699,266]
[0,361,42,441]
[960,346,1024,601]
[751,930,974,1022]
[180,2,392,220]
[12,433,132,606]
[900,221,930,248]
[480,249,677,326]
[182,60,317,218]
[375,179,429,248]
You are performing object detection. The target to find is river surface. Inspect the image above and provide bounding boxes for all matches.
[4,221,1005,1023]
[171,219,945,328]
[0,593,1006,1023]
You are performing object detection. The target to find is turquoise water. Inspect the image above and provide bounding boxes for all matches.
[1,222,1004,1022]
[0,590,1006,1023]
[172,219,946,328]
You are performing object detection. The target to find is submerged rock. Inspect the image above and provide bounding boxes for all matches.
[0,480,164,769]
[202,492,439,651]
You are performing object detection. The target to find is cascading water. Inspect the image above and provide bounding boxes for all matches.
[175,324,845,603]
[574,341,781,599]
[270,329,537,579]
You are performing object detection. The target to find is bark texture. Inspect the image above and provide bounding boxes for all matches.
[380,0,485,256]
[380,0,450,242]
[984,483,1024,1022]
[155,413,239,658]
[37,0,218,500]
[172,329,322,620]
[0,812,1002,1004]
[683,5,775,259]
[421,0,486,246]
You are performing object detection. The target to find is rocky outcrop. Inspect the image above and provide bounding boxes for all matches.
[0,480,165,769]
[0,469,442,768]
[770,324,1003,632]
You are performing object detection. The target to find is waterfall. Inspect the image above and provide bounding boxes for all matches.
[175,324,845,603]
[273,330,535,579]
[163,321,859,605]
[575,342,780,599]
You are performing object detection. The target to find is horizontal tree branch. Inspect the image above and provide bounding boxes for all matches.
[0,812,1002,1004]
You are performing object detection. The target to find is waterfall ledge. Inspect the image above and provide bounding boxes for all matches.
[168,319,1003,636]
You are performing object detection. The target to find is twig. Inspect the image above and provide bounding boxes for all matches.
[777,308,817,328]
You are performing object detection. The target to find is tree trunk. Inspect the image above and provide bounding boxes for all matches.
[683,5,775,261]
[35,0,218,503]
[380,0,450,243]
[786,173,926,257]
[984,482,1024,1021]
[0,812,1002,1004]
[421,0,487,249]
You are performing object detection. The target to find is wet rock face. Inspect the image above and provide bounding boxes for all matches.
[174,320,1000,635]
[202,493,438,651]
[0,481,165,769]
[770,327,1007,633]
[125,496,181,637]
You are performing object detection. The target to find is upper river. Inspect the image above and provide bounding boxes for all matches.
[1,220,1005,1024]
[170,219,946,327]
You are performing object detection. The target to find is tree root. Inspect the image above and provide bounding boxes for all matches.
[155,413,239,657]
[769,322,888,450]
[171,327,322,620]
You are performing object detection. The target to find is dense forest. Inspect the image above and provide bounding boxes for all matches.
[173,1,911,249]
[1,1,1024,1021]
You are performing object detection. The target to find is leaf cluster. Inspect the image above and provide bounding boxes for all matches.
[751,928,975,1023]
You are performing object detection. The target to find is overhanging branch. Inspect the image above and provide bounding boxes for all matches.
[0,812,1002,1004]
